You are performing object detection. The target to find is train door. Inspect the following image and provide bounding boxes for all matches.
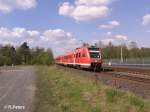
[73,52,75,66]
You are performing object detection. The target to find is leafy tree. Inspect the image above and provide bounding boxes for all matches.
[95,41,150,60]
[0,42,54,66]
[17,42,31,64]
[0,45,17,65]
[30,47,54,65]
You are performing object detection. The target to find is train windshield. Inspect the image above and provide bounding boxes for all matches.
[88,48,99,51]
[89,52,100,58]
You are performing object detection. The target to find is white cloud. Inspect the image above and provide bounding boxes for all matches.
[105,32,127,41]
[84,31,128,47]
[59,2,74,16]
[59,0,114,22]
[0,0,37,13]
[41,29,79,55]
[101,38,114,45]
[115,34,127,40]
[0,27,79,56]
[99,20,120,29]
[142,14,150,25]
[97,32,127,46]
[41,29,73,42]
[75,0,111,6]
[0,27,40,46]
[27,30,40,38]
[106,31,112,36]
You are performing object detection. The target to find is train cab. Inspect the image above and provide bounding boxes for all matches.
[88,47,102,70]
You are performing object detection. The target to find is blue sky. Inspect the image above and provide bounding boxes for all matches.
[0,0,150,56]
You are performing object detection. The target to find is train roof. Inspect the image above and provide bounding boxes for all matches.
[56,47,100,58]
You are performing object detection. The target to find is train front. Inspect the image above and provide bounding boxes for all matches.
[88,47,102,70]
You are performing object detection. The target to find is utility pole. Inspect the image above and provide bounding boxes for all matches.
[121,45,123,63]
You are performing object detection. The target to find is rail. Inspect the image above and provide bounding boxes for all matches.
[103,63,150,68]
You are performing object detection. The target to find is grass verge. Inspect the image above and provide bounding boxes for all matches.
[34,65,150,112]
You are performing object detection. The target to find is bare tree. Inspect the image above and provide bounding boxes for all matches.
[82,42,90,47]
[94,41,104,48]
[128,41,138,49]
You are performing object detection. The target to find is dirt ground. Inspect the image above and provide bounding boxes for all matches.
[0,66,36,112]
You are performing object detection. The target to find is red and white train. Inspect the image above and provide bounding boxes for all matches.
[55,47,103,70]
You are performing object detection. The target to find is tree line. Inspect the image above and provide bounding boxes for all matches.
[83,41,150,60]
[1,41,150,66]
[0,42,54,66]
[102,44,150,60]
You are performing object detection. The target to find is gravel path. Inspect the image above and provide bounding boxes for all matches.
[0,66,36,112]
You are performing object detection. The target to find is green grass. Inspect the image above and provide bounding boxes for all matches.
[34,65,150,112]
[105,88,125,103]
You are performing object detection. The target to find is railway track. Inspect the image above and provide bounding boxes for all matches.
[57,65,150,98]
[100,71,150,85]
[59,65,150,84]
[98,65,150,83]
[104,66,150,76]
[99,65,150,84]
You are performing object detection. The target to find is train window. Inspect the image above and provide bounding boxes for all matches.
[89,52,100,58]
[76,53,80,58]
[64,56,68,59]
[88,48,99,51]
[79,53,81,57]
[82,53,86,57]
[76,54,78,58]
